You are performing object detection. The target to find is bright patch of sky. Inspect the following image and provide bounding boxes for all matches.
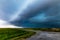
[0,20,23,28]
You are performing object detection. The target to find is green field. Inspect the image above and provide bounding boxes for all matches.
[0,28,35,40]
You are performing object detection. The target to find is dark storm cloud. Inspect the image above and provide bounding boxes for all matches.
[9,0,60,28]
[11,0,53,21]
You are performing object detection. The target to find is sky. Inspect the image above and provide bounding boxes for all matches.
[0,20,22,28]
[0,0,60,28]
[0,0,25,28]
[0,0,24,21]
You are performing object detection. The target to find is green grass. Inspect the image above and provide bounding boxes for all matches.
[0,28,35,40]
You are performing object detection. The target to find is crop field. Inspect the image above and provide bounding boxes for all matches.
[0,28,35,40]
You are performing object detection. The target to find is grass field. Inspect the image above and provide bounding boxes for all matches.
[0,28,35,40]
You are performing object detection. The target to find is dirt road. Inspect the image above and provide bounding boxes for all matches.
[26,31,60,40]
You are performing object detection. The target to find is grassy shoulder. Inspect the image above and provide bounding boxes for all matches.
[24,28,60,32]
[0,28,36,40]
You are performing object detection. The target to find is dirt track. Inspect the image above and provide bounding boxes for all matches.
[26,31,60,40]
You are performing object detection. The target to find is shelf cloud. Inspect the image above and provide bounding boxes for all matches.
[0,0,60,28]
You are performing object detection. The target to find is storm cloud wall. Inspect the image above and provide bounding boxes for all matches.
[0,0,60,27]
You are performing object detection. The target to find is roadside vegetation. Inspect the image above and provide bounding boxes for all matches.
[0,28,35,40]
[24,28,60,32]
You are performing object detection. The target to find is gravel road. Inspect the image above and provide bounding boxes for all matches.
[26,31,60,40]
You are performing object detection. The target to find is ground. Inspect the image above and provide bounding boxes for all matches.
[0,28,60,40]
[0,28,35,40]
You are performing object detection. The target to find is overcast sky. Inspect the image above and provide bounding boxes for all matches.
[0,0,60,28]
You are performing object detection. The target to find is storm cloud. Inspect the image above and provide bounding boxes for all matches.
[0,0,60,28]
